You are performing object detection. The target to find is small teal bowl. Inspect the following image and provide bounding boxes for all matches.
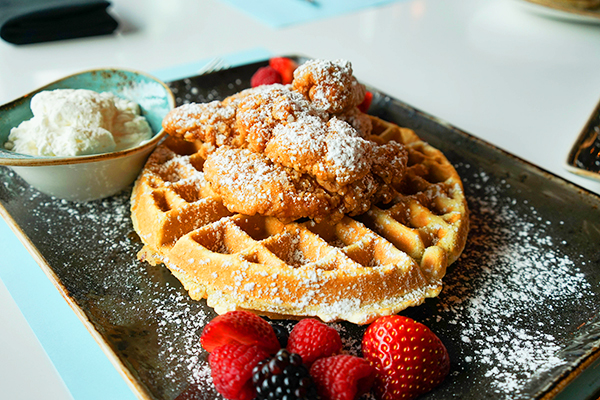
[0,68,175,201]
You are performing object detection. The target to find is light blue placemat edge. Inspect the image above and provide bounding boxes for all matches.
[0,215,137,400]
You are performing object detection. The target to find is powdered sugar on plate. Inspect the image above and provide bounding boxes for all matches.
[309,162,595,399]
[1,148,597,400]
[429,163,593,398]
[2,132,598,400]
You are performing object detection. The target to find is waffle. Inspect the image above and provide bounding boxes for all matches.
[130,115,469,324]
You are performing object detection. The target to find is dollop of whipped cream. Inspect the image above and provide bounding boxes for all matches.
[4,88,152,157]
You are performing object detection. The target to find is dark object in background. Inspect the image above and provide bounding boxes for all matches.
[566,97,600,179]
[0,0,118,45]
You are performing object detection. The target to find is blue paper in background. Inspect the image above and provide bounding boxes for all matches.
[218,0,407,28]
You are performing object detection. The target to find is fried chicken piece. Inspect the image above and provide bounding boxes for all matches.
[161,59,410,223]
[336,173,389,216]
[335,107,373,137]
[319,140,407,217]
[163,60,369,150]
[203,146,399,223]
[265,117,375,190]
[203,146,341,222]
[292,59,366,114]
[371,140,409,186]
[162,101,239,155]
[235,84,327,152]
[161,88,259,156]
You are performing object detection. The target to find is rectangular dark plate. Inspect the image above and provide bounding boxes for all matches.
[1,59,600,400]
[566,96,600,182]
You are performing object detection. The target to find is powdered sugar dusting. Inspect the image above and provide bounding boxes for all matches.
[170,101,235,130]
[1,63,598,400]
[277,162,595,399]
[429,164,593,397]
[3,144,596,399]
[292,59,365,113]
[154,288,213,390]
[0,169,220,398]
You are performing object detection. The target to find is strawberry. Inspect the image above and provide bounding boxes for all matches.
[208,344,270,400]
[287,318,343,366]
[269,57,298,84]
[310,355,375,400]
[362,315,450,400]
[250,66,282,87]
[357,91,373,113]
[200,310,280,354]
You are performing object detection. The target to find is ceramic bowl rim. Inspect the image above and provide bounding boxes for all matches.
[0,67,174,167]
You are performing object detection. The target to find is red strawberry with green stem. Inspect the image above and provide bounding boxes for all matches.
[362,315,450,400]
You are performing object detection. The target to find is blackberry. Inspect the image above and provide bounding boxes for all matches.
[252,349,317,400]
[271,324,290,348]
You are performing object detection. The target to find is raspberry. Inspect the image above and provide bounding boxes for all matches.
[251,66,282,87]
[310,355,375,400]
[200,310,280,354]
[252,349,318,400]
[208,344,270,400]
[287,318,343,366]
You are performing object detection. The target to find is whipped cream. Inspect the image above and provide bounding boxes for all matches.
[4,89,152,157]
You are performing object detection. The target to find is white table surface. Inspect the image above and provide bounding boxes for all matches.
[1,0,599,399]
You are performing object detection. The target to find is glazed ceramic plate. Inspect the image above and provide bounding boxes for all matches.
[566,96,600,182]
[518,0,600,22]
[1,59,600,400]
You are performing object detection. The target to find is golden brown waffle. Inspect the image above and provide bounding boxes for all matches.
[131,116,469,324]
